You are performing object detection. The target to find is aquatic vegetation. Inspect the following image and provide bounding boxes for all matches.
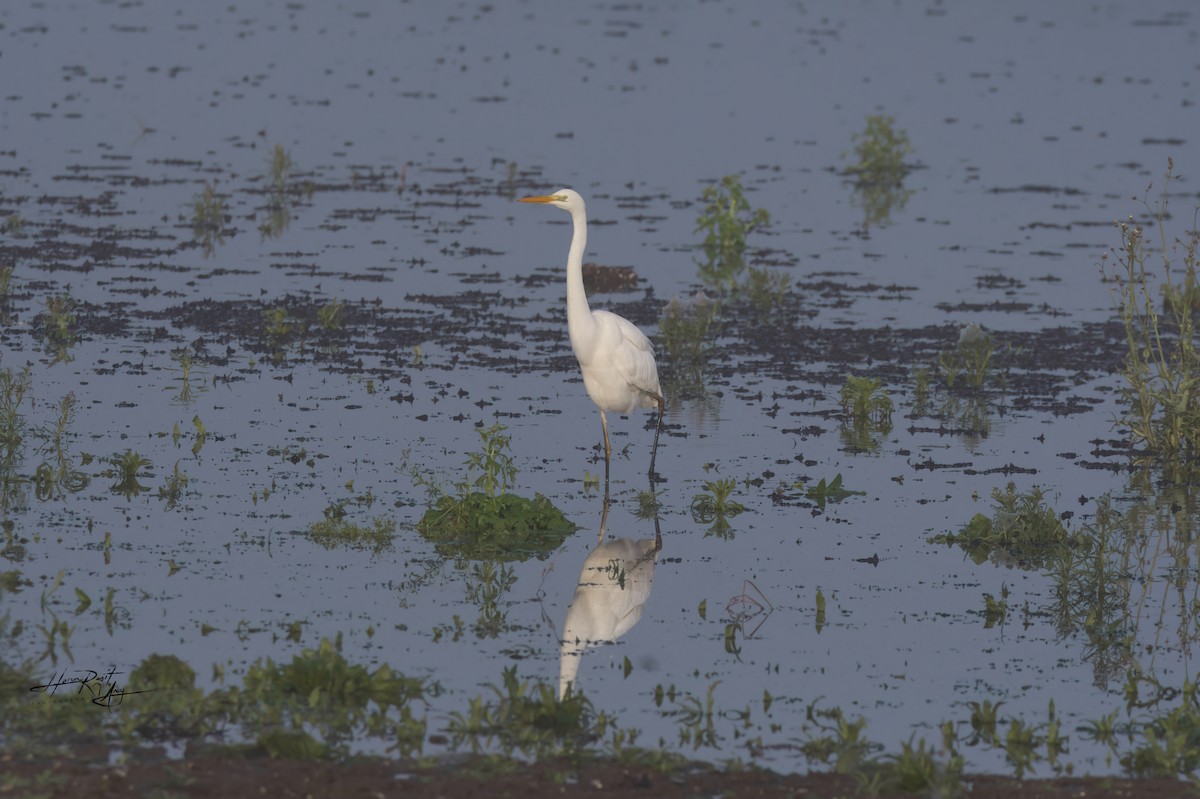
[0,366,30,458]
[694,175,771,291]
[659,291,716,394]
[227,637,428,759]
[414,424,576,560]
[1,213,21,235]
[191,182,227,255]
[844,114,913,183]
[259,145,300,240]
[803,473,865,510]
[840,375,893,424]
[932,483,1084,569]
[839,376,893,452]
[262,305,295,343]
[0,263,13,301]
[465,560,517,638]
[690,477,746,539]
[842,115,915,230]
[157,461,190,510]
[308,513,395,553]
[107,449,153,499]
[317,298,345,332]
[662,681,722,750]
[1102,160,1200,469]
[34,392,91,502]
[39,294,77,360]
[938,324,996,391]
[741,264,791,318]
[168,349,206,405]
[982,584,1009,628]
[446,666,608,758]
[1046,497,1133,689]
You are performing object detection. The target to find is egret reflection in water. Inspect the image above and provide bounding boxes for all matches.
[559,497,663,698]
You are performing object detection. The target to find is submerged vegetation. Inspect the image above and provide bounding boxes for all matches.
[932,483,1081,568]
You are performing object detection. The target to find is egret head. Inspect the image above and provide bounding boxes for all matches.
[520,188,584,214]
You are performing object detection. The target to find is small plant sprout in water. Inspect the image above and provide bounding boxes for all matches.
[40,293,78,361]
[938,323,996,392]
[108,449,153,499]
[158,461,189,510]
[694,175,771,291]
[690,477,746,539]
[802,473,865,510]
[840,375,893,424]
[0,263,14,302]
[191,182,227,256]
[317,298,345,333]
[168,349,207,405]
[34,392,90,501]
[842,114,915,230]
[839,375,893,451]
[259,144,298,240]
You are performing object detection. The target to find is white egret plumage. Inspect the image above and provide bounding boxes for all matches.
[520,189,665,484]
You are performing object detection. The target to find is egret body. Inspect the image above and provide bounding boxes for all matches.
[520,189,664,483]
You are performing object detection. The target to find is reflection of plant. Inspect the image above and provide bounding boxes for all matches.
[1101,160,1200,468]
[446,666,606,758]
[108,449,153,499]
[1046,497,1132,689]
[228,638,427,759]
[694,175,770,291]
[465,560,517,638]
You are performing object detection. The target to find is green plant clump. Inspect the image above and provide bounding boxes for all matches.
[1102,160,1200,469]
[694,175,771,291]
[308,515,396,553]
[932,483,1085,568]
[415,424,576,560]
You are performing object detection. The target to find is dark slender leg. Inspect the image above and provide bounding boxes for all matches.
[600,409,611,490]
[648,395,664,482]
[598,492,611,544]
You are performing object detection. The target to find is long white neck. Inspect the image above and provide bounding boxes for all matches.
[565,203,597,356]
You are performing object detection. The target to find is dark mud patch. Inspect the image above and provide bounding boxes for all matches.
[0,752,1187,799]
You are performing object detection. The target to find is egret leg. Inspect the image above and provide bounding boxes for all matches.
[600,409,611,489]
[648,395,665,482]
[598,493,611,545]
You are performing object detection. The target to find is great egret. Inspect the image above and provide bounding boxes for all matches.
[521,189,665,484]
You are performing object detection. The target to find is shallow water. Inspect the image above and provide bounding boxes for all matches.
[2,0,1200,775]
